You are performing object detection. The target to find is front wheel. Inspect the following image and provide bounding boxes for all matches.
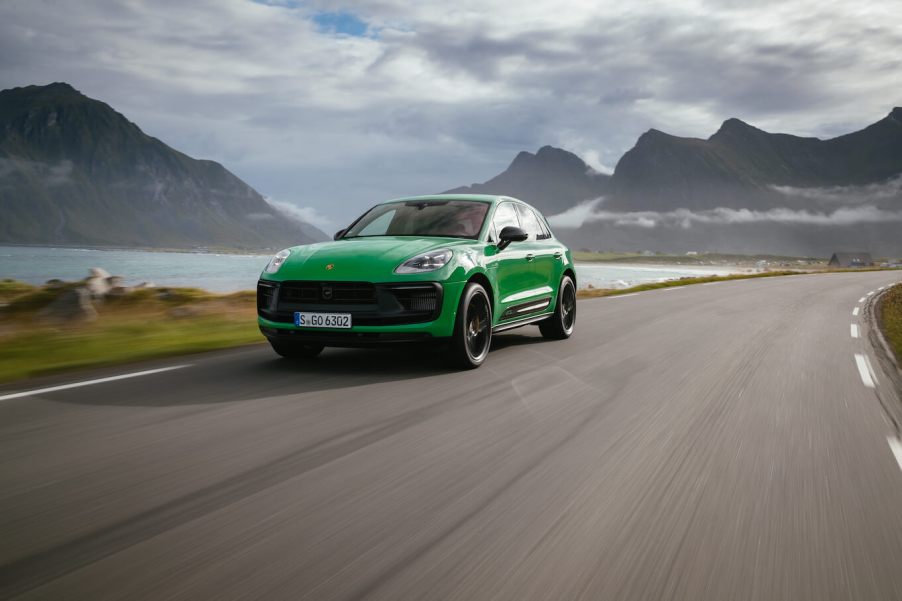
[539,275,576,340]
[449,282,492,369]
[269,340,325,359]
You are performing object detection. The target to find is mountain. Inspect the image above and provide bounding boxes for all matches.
[0,83,326,250]
[444,145,611,215]
[446,109,902,256]
[607,108,902,211]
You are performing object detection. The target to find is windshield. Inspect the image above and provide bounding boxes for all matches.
[343,200,490,239]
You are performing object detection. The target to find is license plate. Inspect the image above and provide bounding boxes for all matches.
[294,312,352,329]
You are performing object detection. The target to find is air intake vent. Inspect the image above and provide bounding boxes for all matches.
[389,285,439,313]
[257,281,277,311]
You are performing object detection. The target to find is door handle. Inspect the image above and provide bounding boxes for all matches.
[553,252,562,260]
[525,254,535,262]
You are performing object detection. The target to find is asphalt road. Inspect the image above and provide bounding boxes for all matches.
[2,271,902,601]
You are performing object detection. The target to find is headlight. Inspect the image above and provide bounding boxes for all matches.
[264,248,291,274]
[395,249,453,274]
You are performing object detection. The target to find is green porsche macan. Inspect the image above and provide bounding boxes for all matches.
[257,194,576,368]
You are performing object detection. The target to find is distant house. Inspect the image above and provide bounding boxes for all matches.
[829,252,873,267]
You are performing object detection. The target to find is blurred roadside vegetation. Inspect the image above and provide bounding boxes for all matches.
[571,251,826,266]
[575,270,800,298]
[0,278,259,383]
[879,284,902,364]
[576,267,902,299]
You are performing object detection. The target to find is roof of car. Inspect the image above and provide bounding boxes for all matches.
[382,194,524,205]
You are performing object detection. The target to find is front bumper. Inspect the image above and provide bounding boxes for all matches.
[257,279,464,344]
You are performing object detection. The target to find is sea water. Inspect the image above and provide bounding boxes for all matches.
[0,245,743,292]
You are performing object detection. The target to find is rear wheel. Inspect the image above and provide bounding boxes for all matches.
[269,340,325,359]
[539,275,576,340]
[449,282,492,369]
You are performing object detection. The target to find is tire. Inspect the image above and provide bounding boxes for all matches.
[449,282,493,369]
[539,275,576,340]
[269,339,325,359]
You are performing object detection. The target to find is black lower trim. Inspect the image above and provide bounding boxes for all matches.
[260,326,442,348]
[492,313,553,333]
[500,297,552,320]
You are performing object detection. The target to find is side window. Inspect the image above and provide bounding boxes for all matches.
[515,204,543,241]
[491,203,520,240]
[537,213,553,240]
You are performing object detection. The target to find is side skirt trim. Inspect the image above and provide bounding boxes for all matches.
[492,312,553,333]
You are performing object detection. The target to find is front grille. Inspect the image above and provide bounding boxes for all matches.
[279,281,376,304]
[257,280,443,326]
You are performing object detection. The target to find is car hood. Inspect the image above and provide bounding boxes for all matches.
[268,236,472,281]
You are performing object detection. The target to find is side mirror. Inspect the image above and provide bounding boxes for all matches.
[497,226,528,250]
[333,229,345,240]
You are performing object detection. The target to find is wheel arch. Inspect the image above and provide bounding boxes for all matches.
[563,267,576,288]
[465,271,495,314]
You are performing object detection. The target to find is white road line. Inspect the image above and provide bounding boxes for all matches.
[854,354,877,389]
[851,324,860,338]
[702,282,720,286]
[853,307,860,316]
[0,365,190,402]
[859,297,867,303]
[888,437,902,472]
[609,293,639,299]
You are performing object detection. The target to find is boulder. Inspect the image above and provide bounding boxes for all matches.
[89,267,111,279]
[84,275,111,299]
[39,287,97,322]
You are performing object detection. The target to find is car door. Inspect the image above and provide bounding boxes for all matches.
[515,204,557,289]
[486,202,532,320]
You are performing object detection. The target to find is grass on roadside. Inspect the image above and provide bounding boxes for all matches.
[0,278,37,302]
[0,285,261,384]
[576,270,801,298]
[572,251,824,266]
[576,267,902,299]
[878,284,902,364]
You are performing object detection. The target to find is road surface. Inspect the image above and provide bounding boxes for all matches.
[2,271,902,600]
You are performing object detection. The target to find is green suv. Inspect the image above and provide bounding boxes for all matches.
[257,194,576,368]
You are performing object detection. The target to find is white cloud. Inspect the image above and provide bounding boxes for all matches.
[1,0,900,224]
[547,199,605,228]
[0,157,73,186]
[549,198,902,229]
[772,175,902,205]
[265,198,335,229]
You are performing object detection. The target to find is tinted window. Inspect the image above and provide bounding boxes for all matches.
[344,200,489,239]
[537,217,552,240]
[515,205,544,241]
[491,202,520,240]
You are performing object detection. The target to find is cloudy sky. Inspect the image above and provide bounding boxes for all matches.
[1,0,900,230]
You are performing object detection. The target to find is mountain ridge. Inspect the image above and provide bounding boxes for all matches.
[446,107,902,255]
[611,107,902,208]
[0,82,325,250]
[443,145,610,215]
